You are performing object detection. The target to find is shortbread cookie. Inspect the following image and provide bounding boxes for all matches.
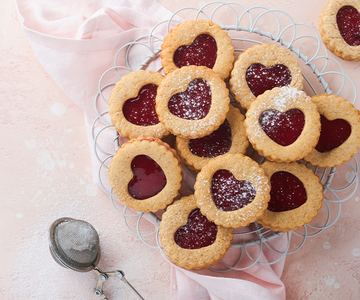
[244,87,321,162]
[194,153,270,228]
[156,66,230,139]
[304,94,360,168]
[159,195,233,270]
[109,70,169,139]
[257,162,324,232]
[229,44,304,110]
[109,137,182,212]
[176,105,249,172]
[319,0,360,61]
[161,19,234,80]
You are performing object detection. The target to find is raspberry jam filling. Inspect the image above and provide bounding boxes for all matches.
[189,119,232,158]
[173,34,218,69]
[259,109,305,146]
[246,63,292,97]
[128,155,167,200]
[174,208,218,249]
[123,84,160,126]
[268,171,307,212]
[168,78,212,120]
[315,115,351,153]
[336,6,360,47]
[211,169,256,211]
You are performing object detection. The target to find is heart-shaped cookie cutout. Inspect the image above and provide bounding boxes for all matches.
[174,208,218,249]
[259,109,305,146]
[123,84,160,126]
[315,115,351,153]
[173,34,218,69]
[168,78,212,120]
[268,171,307,212]
[337,5,360,46]
[189,119,232,158]
[128,155,167,200]
[211,169,256,211]
[246,63,292,97]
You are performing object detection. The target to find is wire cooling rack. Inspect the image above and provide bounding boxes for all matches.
[92,2,359,271]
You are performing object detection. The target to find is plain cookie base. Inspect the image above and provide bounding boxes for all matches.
[159,195,233,270]
[109,137,182,213]
[318,0,360,61]
[160,19,234,80]
[229,43,304,111]
[257,161,324,233]
[108,70,169,139]
[194,153,270,228]
[303,94,360,168]
[244,87,321,162]
[176,105,249,172]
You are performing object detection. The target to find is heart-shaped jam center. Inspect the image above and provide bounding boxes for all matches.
[315,115,351,153]
[173,34,218,69]
[188,119,232,158]
[174,208,218,249]
[246,63,292,97]
[123,84,160,126]
[211,169,256,211]
[259,109,305,146]
[268,171,307,212]
[336,6,360,46]
[128,155,167,200]
[168,78,211,120]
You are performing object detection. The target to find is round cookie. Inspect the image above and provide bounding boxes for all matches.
[319,0,360,61]
[304,94,360,168]
[156,66,230,139]
[161,19,234,80]
[257,161,324,233]
[229,43,303,110]
[159,195,233,270]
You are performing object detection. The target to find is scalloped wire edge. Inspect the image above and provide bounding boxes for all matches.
[93,2,358,271]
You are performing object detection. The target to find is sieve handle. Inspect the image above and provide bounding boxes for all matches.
[93,267,145,300]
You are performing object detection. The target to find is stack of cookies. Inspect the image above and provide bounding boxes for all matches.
[108,18,360,270]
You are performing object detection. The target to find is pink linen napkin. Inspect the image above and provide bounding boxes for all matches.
[15,1,286,299]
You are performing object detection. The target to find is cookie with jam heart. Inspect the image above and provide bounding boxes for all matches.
[108,70,169,139]
[244,87,321,162]
[159,195,233,270]
[161,19,234,80]
[156,66,230,139]
[109,137,182,213]
[319,0,360,61]
[229,44,304,110]
[303,94,360,168]
[176,105,249,172]
[257,161,324,232]
[194,153,270,228]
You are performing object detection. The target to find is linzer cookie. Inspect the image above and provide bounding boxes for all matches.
[156,66,230,139]
[244,87,321,162]
[159,195,233,270]
[161,19,234,80]
[257,162,324,232]
[194,153,270,228]
[229,44,304,110]
[176,105,249,172]
[319,0,360,61]
[304,94,360,168]
[108,70,169,139]
[109,137,182,213]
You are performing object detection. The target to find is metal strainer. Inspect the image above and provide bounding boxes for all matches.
[49,217,144,300]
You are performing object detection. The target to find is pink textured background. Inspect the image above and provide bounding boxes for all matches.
[1,0,360,299]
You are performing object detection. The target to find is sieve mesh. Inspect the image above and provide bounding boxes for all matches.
[52,219,100,269]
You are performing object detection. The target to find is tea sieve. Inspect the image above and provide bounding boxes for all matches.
[49,217,144,300]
